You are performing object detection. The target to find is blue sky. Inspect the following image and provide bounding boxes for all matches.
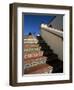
[23,14,56,35]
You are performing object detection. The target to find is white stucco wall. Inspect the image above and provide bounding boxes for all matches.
[40,26,63,61]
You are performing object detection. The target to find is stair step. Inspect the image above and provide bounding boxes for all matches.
[43,51,53,56]
[42,49,52,52]
[47,53,57,57]
[39,42,47,44]
[24,64,53,74]
[40,45,50,48]
[24,44,40,48]
[25,56,47,63]
[46,54,58,61]
[38,41,46,44]
[24,51,44,59]
[46,59,63,73]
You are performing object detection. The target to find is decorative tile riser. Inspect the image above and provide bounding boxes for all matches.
[24,47,41,52]
[24,40,38,44]
[25,56,47,63]
[24,51,44,59]
[24,59,47,69]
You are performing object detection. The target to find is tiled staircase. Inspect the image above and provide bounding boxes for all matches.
[24,35,63,74]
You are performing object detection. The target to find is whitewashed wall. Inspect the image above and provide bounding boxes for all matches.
[40,27,63,61]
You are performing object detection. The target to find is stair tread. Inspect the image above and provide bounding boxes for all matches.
[24,44,40,48]
[24,64,53,74]
[24,56,47,63]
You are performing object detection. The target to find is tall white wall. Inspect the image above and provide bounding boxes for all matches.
[48,15,63,31]
[40,28,63,61]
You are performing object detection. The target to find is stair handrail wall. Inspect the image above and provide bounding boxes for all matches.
[40,24,63,61]
[41,24,63,39]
